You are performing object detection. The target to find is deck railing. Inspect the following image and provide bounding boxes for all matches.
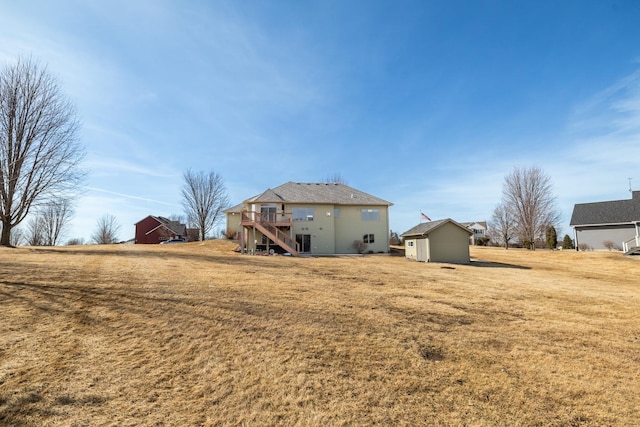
[241,211,292,226]
[622,235,640,253]
[258,219,300,253]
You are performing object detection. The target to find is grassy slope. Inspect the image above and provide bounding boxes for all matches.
[1,242,639,426]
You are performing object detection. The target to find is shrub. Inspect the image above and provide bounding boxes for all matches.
[602,240,619,251]
[223,229,238,240]
[352,240,368,254]
[578,243,592,252]
[475,237,490,246]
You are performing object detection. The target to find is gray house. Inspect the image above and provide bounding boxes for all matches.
[570,191,640,254]
[401,219,472,264]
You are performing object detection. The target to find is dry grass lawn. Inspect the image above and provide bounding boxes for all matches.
[1,241,639,426]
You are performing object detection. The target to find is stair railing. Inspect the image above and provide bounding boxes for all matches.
[623,235,640,253]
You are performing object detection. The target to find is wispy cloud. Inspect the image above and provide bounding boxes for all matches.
[559,68,640,198]
[84,157,179,179]
[85,187,181,208]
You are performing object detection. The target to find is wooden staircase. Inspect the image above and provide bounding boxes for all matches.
[241,211,300,256]
[253,220,299,256]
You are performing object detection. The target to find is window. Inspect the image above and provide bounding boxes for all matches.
[363,234,375,244]
[334,208,340,218]
[292,207,314,221]
[261,204,277,222]
[361,209,380,221]
[408,241,414,247]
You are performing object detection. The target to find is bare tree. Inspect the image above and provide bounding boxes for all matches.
[389,230,401,246]
[501,166,560,250]
[39,199,73,245]
[66,237,84,245]
[181,169,229,241]
[8,225,24,246]
[0,57,85,246]
[21,199,73,246]
[92,214,121,244]
[489,203,516,249]
[324,173,348,184]
[26,214,45,246]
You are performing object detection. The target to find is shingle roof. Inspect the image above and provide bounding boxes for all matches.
[155,216,187,235]
[460,221,487,229]
[223,202,245,214]
[570,191,640,226]
[243,182,393,206]
[401,218,472,237]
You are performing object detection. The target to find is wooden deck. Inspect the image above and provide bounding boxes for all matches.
[240,211,300,256]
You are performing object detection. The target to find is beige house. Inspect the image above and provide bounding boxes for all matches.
[401,219,472,264]
[224,182,393,256]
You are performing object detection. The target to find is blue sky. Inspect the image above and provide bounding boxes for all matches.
[2,0,640,242]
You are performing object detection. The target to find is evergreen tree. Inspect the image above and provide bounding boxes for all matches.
[545,226,558,250]
[562,234,575,250]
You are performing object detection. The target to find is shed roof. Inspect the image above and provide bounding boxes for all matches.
[570,191,640,226]
[243,182,393,206]
[401,218,472,237]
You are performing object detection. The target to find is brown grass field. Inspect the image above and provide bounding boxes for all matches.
[1,241,639,426]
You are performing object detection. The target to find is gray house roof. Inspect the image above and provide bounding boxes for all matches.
[401,218,472,237]
[243,182,393,206]
[570,191,640,226]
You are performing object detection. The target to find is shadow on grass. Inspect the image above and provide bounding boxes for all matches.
[23,245,291,270]
[470,260,531,270]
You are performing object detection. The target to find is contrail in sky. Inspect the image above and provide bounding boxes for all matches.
[86,187,180,207]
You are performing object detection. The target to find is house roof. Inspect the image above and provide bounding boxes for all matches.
[242,182,393,206]
[460,221,487,229]
[223,202,245,214]
[136,215,187,236]
[401,218,472,237]
[570,191,640,226]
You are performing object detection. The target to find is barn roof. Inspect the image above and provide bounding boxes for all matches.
[570,191,640,226]
[401,218,472,237]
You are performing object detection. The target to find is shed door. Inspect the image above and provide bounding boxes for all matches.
[416,238,428,262]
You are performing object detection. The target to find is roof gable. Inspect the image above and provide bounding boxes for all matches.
[223,202,245,214]
[243,182,393,206]
[137,215,186,236]
[570,191,640,226]
[134,215,161,226]
[460,221,487,229]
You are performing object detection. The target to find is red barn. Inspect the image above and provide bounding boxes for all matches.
[135,216,188,244]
